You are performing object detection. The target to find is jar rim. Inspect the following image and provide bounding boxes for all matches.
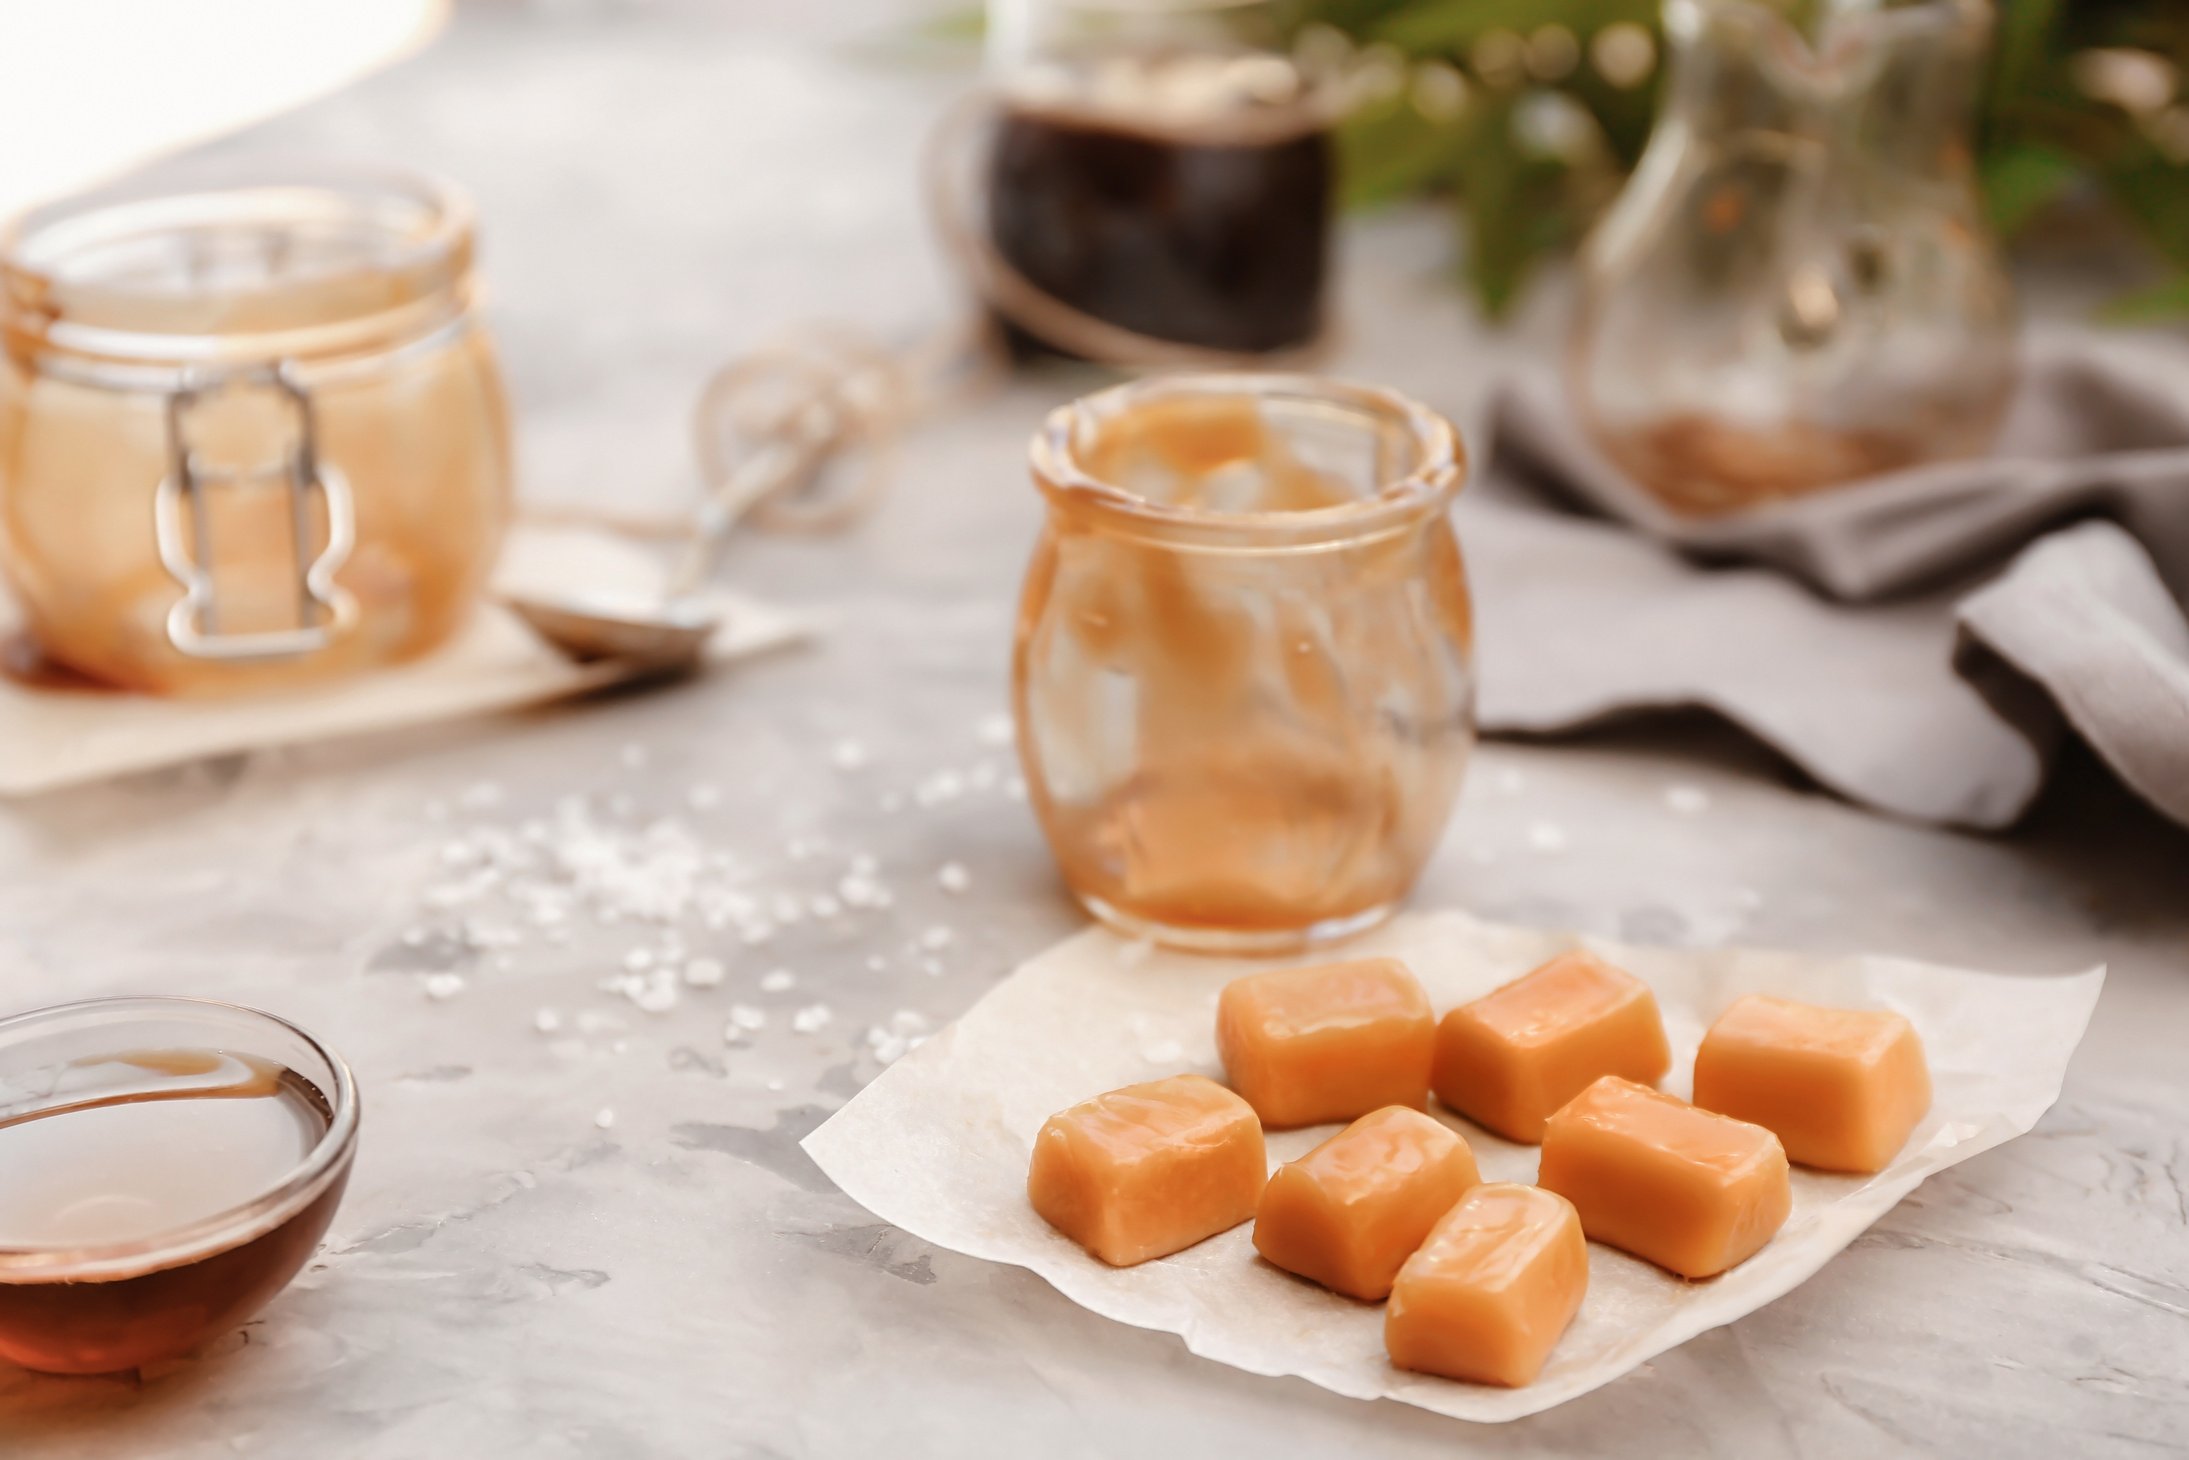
[0,995,359,1282]
[1,156,475,368]
[1029,372,1465,550]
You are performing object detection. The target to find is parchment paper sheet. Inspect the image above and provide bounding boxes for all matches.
[0,525,804,796]
[803,911,2105,1423]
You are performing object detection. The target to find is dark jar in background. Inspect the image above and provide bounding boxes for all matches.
[980,0,1336,361]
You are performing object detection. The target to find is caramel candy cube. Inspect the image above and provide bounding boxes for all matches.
[1538,1076,1791,1279]
[1384,1183,1588,1388]
[1216,958,1435,1129]
[1027,1075,1266,1266]
[1253,1106,1480,1301]
[1432,950,1671,1143]
[1693,995,1931,1173]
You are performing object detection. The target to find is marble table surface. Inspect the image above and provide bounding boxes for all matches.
[3,4,2185,1456]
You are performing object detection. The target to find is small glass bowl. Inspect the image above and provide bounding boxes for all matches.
[0,996,359,1375]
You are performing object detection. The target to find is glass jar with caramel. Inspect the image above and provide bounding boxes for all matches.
[1014,374,1475,953]
[977,0,1337,361]
[0,159,512,694]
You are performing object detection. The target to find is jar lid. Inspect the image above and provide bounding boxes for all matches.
[0,157,475,368]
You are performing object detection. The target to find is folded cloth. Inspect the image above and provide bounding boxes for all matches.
[1468,329,2189,830]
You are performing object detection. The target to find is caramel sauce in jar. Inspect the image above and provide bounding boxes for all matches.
[1014,376,1474,952]
[0,1002,358,1375]
[0,160,511,694]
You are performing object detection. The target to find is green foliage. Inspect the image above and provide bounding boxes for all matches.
[1308,0,2189,319]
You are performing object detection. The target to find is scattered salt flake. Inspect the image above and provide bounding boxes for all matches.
[920,957,945,977]
[683,957,726,988]
[631,973,680,1014]
[594,1107,616,1130]
[766,1077,785,1092]
[1527,821,1569,854]
[458,781,505,812]
[865,955,887,972]
[968,760,999,791]
[687,782,722,811]
[920,924,955,951]
[423,972,466,1001]
[622,947,655,973]
[937,862,970,894]
[575,1009,624,1035]
[975,712,1015,747]
[831,739,870,771]
[401,926,429,948]
[790,1003,833,1034]
[773,893,805,924]
[533,1007,563,1034]
[740,923,776,947]
[1492,767,1527,796]
[1664,784,1712,816]
[809,894,843,920]
[1142,1039,1185,1064]
[619,742,649,771]
[760,969,797,993]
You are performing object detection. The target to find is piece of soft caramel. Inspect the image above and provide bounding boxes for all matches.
[1216,958,1435,1129]
[1253,1106,1480,1301]
[1431,950,1671,1143]
[1027,1075,1266,1267]
[1537,1076,1791,1280]
[1693,994,1931,1173]
[1384,1183,1588,1388]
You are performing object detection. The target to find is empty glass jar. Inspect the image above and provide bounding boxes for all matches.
[1568,0,2016,513]
[0,159,512,694]
[1013,374,1475,952]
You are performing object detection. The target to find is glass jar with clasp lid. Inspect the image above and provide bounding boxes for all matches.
[0,158,512,694]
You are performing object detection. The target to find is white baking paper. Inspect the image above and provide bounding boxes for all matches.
[0,524,804,796]
[803,910,2104,1423]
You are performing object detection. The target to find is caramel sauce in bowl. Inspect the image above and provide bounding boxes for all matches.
[0,997,358,1375]
[1014,374,1474,953]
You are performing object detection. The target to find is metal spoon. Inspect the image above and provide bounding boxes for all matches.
[506,431,826,674]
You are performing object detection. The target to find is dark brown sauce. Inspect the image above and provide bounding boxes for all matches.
[986,102,1332,359]
[0,1051,347,1375]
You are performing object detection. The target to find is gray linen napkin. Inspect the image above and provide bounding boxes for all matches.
[1465,330,2189,830]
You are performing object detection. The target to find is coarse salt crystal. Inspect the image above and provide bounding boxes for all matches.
[865,955,887,973]
[849,852,879,877]
[831,739,870,771]
[1142,1039,1185,1064]
[760,969,796,993]
[423,972,465,1001]
[534,1007,563,1034]
[687,782,722,811]
[1665,784,1711,816]
[937,862,970,894]
[1493,767,1527,796]
[920,925,955,951]
[975,712,1015,747]
[1527,821,1569,854]
[622,947,655,973]
[594,1107,616,1130]
[791,1003,833,1034]
[620,743,649,771]
[809,894,843,920]
[683,957,726,988]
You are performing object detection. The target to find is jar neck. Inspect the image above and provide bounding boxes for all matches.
[1,160,479,382]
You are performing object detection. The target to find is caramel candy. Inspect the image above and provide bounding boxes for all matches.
[1431,951,1671,1143]
[1693,995,1931,1173]
[1384,1183,1588,1387]
[1538,1076,1791,1279]
[1027,1075,1266,1266]
[1216,959,1435,1129]
[1253,1106,1480,1301]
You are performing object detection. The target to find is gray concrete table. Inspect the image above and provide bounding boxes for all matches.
[3,5,2184,1456]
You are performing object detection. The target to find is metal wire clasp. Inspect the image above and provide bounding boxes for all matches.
[152,363,358,660]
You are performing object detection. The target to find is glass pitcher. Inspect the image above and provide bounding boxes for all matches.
[1568,0,2016,515]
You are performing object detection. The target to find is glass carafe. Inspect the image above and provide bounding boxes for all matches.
[1568,0,2016,515]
